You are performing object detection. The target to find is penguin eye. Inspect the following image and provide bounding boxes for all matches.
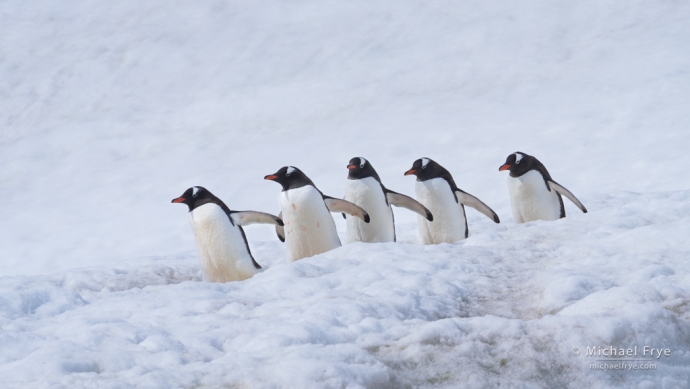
[286,173,291,177]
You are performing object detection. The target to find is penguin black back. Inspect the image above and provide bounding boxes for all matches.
[264,166,314,192]
[405,157,459,192]
[172,186,232,214]
[499,152,554,188]
[347,157,382,182]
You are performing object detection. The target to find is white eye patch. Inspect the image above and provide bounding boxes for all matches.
[192,186,200,196]
[514,153,523,164]
[359,157,367,168]
[421,158,430,168]
[286,166,295,175]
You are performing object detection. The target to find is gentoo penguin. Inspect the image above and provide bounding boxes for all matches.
[498,152,587,223]
[344,157,433,243]
[264,166,370,262]
[172,186,283,282]
[404,158,500,244]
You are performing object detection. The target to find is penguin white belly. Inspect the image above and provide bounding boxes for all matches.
[415,178,466,244]
[507,170,561,223]
[344,177,395,243]
[189,203,258,282]
[280,186,341,262]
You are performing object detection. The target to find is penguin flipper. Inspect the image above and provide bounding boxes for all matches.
[323,196,370,223]
[385,190,433,221]
[230,211,284,226]
[454,190,500,223]
[548,181,588,213]
[275,211,285,242]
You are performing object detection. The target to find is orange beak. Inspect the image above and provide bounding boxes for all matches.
[404,168,417,176]
[264,175,278,180]
[171,197,186,203]
[347,164,357,170]
[499,164,511,171]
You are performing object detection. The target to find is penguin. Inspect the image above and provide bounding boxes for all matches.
[264,166,370,262]
[404,158,500,244]
[498,152,587,223]
[343,157,433,243]
[172,186,283,282]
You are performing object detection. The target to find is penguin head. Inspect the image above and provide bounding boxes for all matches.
[171,186,212,211]
[264,166,314,191]
[404,158,441,181]
[347,157,381,181]
[499,152,534,177]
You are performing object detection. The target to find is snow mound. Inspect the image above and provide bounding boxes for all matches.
[1,191,688,388]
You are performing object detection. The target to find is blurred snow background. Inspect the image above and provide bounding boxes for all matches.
[1,0,689,387]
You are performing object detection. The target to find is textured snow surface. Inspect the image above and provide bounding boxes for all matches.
[2,191,689,388]
[2,0,690,387]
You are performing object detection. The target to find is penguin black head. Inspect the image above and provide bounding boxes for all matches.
[404,158,445,182]
[171,186,215,211]
[347,157,381,182]
[264,166,314,191]
[499,152,538,177]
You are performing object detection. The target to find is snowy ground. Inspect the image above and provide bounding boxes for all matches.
[2,191,689,388]
[2,0,690,387]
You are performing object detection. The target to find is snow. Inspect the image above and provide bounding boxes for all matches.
[2,191,689,387]
[2,0,690,387]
